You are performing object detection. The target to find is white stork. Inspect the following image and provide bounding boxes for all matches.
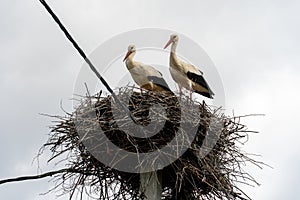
[123,44,172,93]
[164,34,214,99]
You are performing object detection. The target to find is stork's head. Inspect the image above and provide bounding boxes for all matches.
[164,34,179,49]
[123,44,136,61]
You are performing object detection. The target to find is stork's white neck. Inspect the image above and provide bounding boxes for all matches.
[169,40,182,71]
[171,41,178,54]
[125,51,136,70]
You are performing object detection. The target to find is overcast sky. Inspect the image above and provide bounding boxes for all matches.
[1,0,300,199]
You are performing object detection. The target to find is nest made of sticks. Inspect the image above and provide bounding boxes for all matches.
[40,86,263,200]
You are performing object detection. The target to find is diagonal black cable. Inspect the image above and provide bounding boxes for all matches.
[39,0,137,123]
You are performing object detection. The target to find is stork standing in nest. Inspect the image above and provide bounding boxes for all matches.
[164,34,214,99]
[124,44,172,94]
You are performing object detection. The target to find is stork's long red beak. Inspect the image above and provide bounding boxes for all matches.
[123,51,132,62]
[164,39,173,49]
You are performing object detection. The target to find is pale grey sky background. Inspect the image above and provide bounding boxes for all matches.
[1,0,300,199]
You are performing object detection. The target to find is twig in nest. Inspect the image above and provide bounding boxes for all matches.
[0,86,267,200]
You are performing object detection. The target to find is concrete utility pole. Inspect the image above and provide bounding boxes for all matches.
[140,171,162,200]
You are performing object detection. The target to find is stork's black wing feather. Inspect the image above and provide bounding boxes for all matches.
[186,71,214,98]
[186,71,208,88]
[147,76,173,93]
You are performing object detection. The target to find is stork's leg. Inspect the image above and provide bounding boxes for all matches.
[178,85,182,96]
[150,82,154,91]
[189,83,193,101]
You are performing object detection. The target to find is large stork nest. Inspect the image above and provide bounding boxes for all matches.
[41,86,263,200]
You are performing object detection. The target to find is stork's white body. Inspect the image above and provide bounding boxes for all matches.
[169,55,203,91]
[126,61,162,90]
